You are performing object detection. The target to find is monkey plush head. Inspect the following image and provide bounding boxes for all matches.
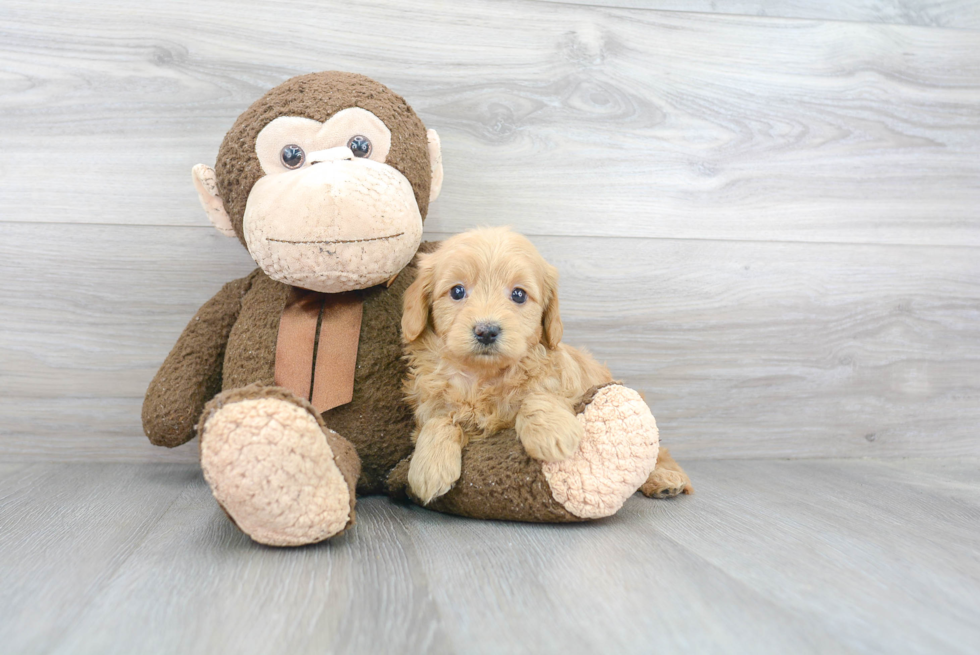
[192,72,443,292]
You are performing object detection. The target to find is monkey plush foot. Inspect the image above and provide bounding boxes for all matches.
[543,384,660,519]
[199,388,359,546]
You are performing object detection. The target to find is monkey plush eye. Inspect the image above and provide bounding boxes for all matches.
[511,288,527,304]
[347,135,372,158]
[450,285,466,301]
[280,144,305,169]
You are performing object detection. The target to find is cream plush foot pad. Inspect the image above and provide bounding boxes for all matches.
[543,385,660,519]
[200,398,351,546]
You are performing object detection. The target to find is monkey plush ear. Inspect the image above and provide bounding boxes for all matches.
[192,164,236,237]
[427,129,443,204]
[402,256,434,342]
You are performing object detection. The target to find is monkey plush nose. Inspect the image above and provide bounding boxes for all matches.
[308,147,354,165]
[473,323,501,345]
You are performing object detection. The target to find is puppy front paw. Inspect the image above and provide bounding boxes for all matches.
[408,443,462,505]
[518,408,584,462]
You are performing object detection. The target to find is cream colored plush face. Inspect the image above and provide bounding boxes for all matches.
[242,108,423,293]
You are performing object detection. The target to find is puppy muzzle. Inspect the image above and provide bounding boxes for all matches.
[472,322,502,351]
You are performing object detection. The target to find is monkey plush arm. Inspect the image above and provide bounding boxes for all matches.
[142,275,254,447]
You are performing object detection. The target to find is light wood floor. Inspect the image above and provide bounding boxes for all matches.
[1,458,977,654]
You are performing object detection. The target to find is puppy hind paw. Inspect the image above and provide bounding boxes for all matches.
[640,469,693,499]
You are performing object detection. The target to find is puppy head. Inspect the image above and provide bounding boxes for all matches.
[402,226,563,370]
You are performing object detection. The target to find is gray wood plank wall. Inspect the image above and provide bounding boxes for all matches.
[1,0,978,462]
[536,0,980,30]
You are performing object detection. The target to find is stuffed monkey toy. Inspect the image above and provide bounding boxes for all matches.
[143,72,682,547]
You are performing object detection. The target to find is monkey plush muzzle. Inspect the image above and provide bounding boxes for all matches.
[243,157,423,293]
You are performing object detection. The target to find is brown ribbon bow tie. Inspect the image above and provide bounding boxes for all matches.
[274,288,363,413]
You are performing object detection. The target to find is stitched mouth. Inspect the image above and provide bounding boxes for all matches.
[267,232,405,245]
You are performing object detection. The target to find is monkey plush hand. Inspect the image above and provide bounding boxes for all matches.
[144,72,671,547]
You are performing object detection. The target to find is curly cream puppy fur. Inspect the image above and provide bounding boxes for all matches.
[401,227,617,504]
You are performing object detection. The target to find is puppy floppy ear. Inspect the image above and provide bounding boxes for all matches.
[402,256,434,342]
[541,264,563,349]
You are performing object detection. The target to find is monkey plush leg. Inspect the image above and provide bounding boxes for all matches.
[388,384,660,522]
[540,384,661,519]
[198,385,360,546]
[640,447,694,499]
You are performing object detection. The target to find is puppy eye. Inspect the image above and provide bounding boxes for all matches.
[347,135,372,158]
[511,288,527,304]
[450,285,466,301]
[280,144,305,169]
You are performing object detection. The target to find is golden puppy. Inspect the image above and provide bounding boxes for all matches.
[401,227,613,504]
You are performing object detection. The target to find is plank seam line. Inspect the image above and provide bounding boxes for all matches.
[675,455,980,464]
[2,453,978,464]
[520,0,980,33]
[4,219,979,251]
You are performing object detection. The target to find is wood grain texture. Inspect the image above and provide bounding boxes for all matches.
[2,222,977,461]
[879,456,980,487]
[388,494,845,653]
[648,458,980,654]
[1,459,977,654]
[0,0,978,246]
[49,470,455,655]
[0,463,193,653]
[533,0,980,30]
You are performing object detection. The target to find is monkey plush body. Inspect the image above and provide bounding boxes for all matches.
[143,72,674,547]
[144,266,422,493]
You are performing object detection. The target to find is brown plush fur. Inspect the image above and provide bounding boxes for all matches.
[401,227,614,503]
[386,428,582,522]
[144,71,436,494]
[144,245,439,494]
[219,266,421,493]
[142,275,254,448]
[215,71,432,247]
[144,72,684,537]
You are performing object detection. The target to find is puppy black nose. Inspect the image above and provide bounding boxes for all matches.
[473,323,501,345]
